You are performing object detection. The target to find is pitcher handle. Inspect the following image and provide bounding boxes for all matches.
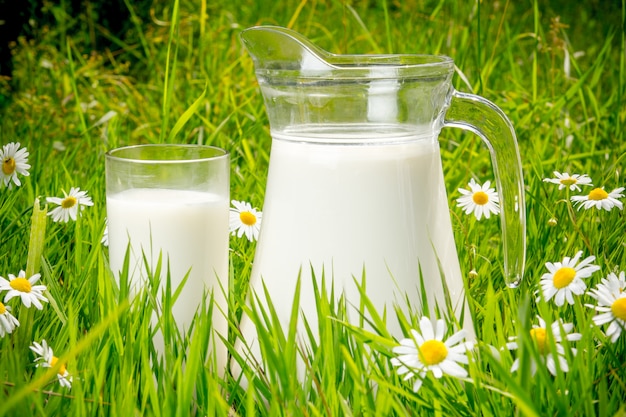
[443,90,526,288]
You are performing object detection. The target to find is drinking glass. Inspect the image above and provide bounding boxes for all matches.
[105,144,229,372]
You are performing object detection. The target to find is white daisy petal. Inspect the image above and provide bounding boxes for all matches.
[30,339,53,365]
[446,351,470,365]
[440,360,469,378]
[537,317,547,328]
[431,366,443,379]
[57,372,73,389]
[444,329,467,347]
[546,355,558,376]
[393,345,416,355]
[410,328,425,345]
[434,319,446,340]
[593,312,613,326]
[505,342,518,351]
[565,332,582,342]
[412,377,424,393]
[554,290,566,306]
[560,322,574,334]
[607,322,624,343]
[569,280,587,295]
[510,358,520,373]
[419,317,435,341]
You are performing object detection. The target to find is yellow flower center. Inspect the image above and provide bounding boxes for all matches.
[530,328,548,354]
[560,177,576,186]
[553,267,576,289]
[588,188,609,201]
[2,157,16,175]
[50,356,67,375]
[61,196,77,209]
[10,277,32,293]
[611,298,626,321]
[418,339,448,365]
[0,302,6,314]
[472,191,489,205]
[239,211,257,226]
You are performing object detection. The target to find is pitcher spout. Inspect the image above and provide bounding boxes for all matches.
[240,26,336,73]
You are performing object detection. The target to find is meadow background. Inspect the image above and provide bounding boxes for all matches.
[0,0,625,415]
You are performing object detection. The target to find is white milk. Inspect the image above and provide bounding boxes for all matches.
[241,127,473,359]
[107,188,229,371]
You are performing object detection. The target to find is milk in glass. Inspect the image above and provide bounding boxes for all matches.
[107,188,229,368]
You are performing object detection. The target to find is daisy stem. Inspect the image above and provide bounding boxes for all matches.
[564,197,593,254]
[17,198,48,349]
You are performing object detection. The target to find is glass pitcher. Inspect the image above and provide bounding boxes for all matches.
[239,25,525,343]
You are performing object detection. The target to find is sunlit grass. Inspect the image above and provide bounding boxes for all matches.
[1,0,625,415]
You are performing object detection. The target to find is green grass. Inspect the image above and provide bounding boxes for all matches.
[1,0,626,415]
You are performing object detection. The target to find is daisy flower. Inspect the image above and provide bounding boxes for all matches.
[229,200,262,242]
[0,270,48,310]
[391,316,472,393]
[46,187,94,223]
[571,187,624,211]
[0,302,19,337]
[507,316,581,376]
[456,178,500,220]
[538,251,600,306]
[30,340,73,389]
[586,271,626,343]
[543,171,593,192]
[0,142,31,189]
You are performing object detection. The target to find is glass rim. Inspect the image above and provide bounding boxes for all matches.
[105,144,229,164]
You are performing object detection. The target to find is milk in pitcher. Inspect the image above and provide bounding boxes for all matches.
[247,124,472,338]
